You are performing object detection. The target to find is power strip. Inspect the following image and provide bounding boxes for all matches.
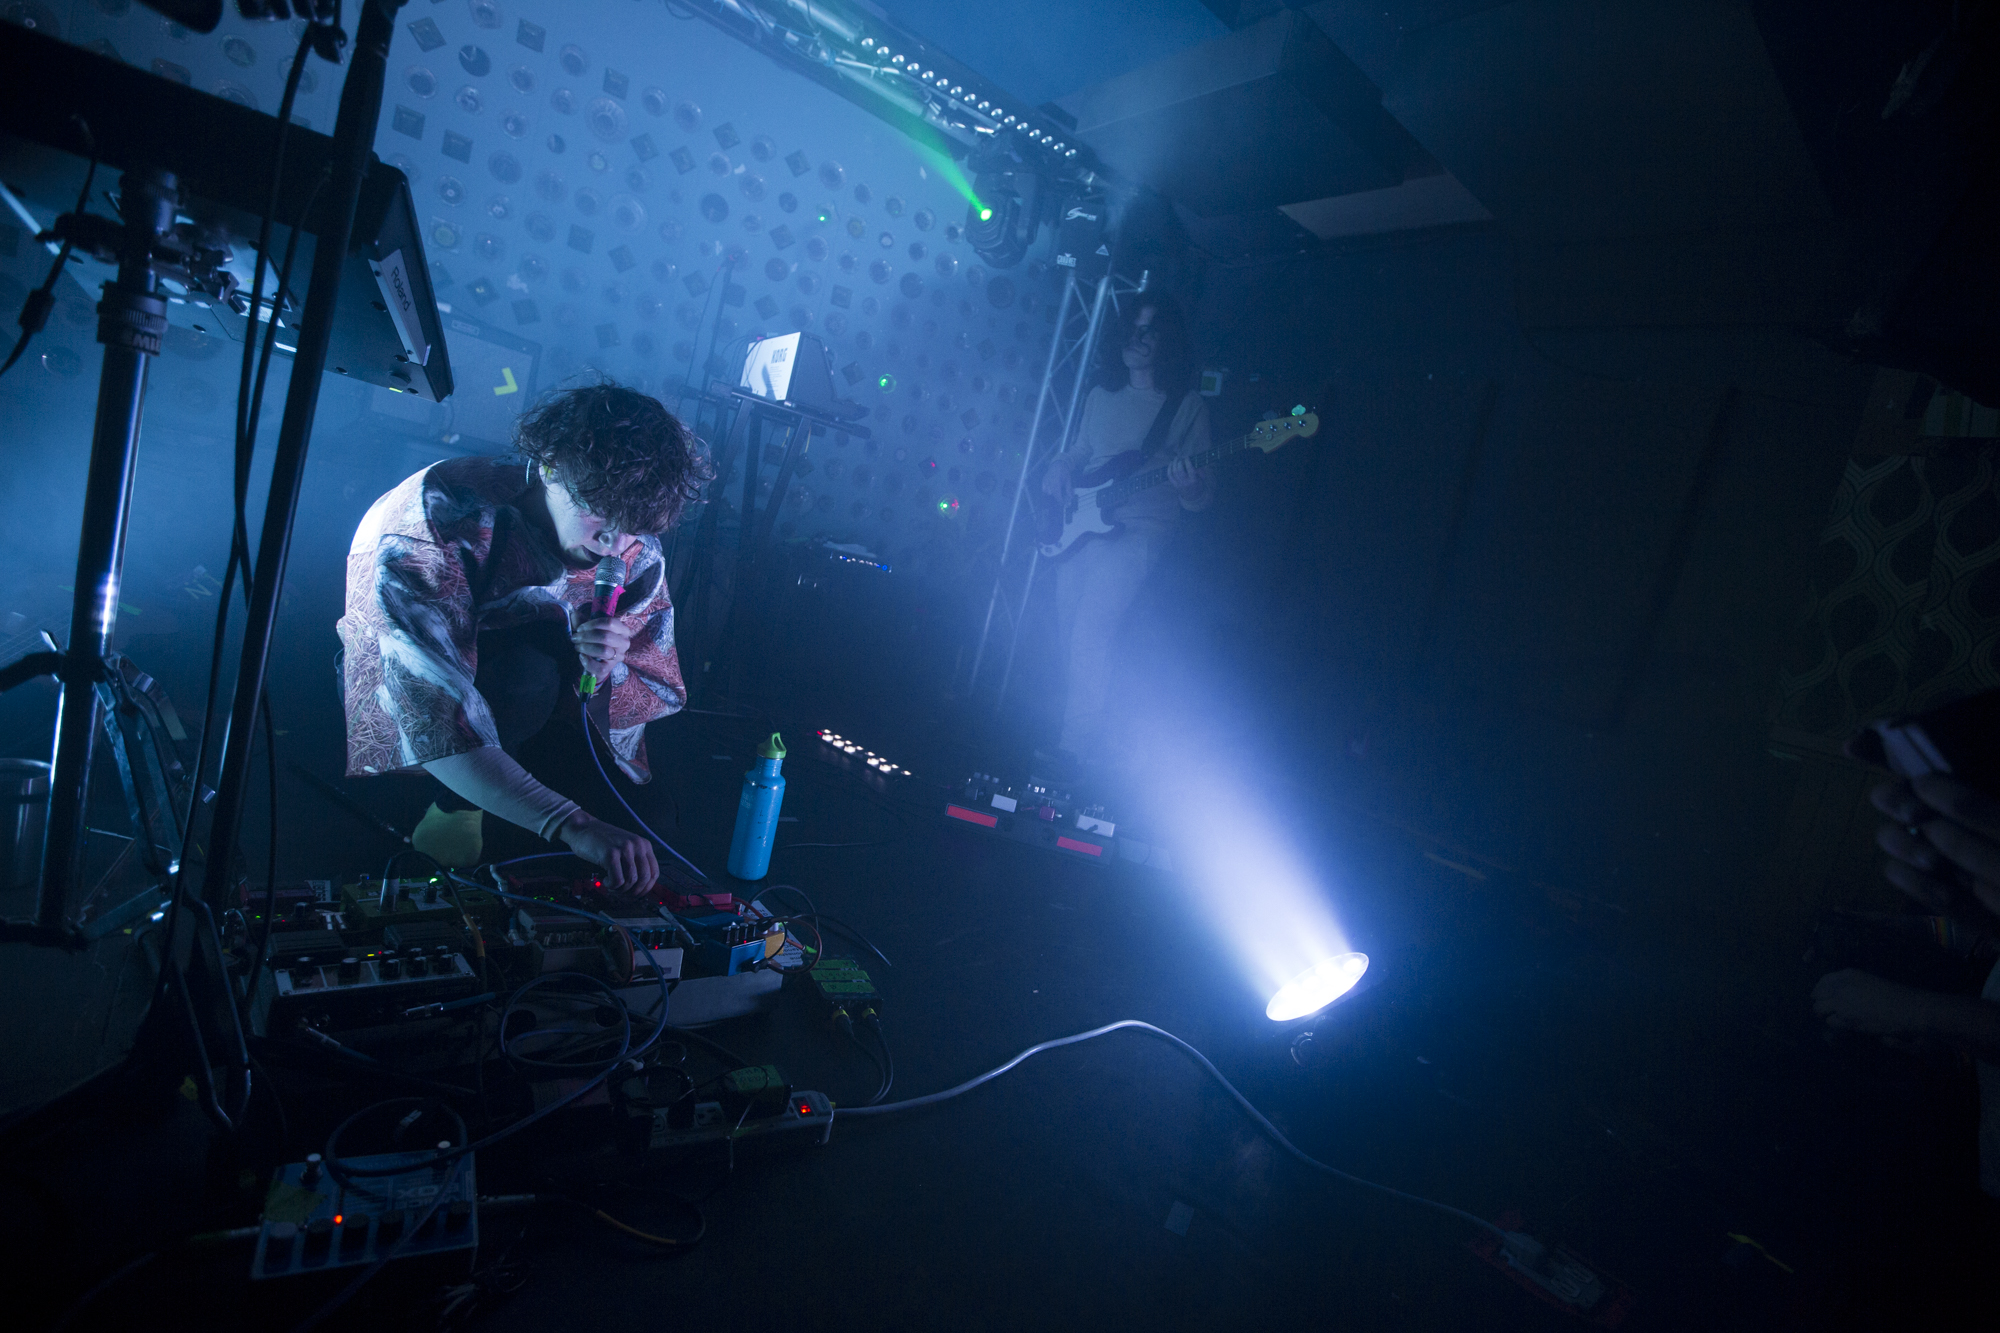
[634,1090,834,1156]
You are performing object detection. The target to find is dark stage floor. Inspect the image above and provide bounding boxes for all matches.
[6,691,1997,1332]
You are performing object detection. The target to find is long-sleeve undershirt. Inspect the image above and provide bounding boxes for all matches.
[422,746,580,842]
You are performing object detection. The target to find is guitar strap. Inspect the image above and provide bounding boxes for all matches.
[1137,390,1185,464]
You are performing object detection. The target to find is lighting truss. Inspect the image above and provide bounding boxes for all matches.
[959,265,1151,706]
[661,0,1090,171]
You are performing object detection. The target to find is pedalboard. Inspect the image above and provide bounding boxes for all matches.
[945,773,1116,866]
[252,1151,478,1280]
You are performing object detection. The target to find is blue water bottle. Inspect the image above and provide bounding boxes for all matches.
[727,732,786,880]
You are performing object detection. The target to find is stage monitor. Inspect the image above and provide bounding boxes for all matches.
[438,314,541,451]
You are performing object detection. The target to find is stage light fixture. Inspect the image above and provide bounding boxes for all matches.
[965,167,1043,268]
[1266,953,1369,1022]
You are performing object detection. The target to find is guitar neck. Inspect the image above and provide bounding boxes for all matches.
[1102,434,1253,506]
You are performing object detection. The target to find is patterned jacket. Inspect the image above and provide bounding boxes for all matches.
[337,456,685,783]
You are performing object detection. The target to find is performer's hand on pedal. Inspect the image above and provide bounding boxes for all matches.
[574,615,634,682]
[558,809,659,895]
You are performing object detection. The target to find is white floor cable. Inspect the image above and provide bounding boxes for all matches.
[838,1018,1507,1239]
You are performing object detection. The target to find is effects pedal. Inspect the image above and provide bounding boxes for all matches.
[944,772,1116,866]
[265,948,479,1033]
[252,1151,477,1280]
[812,728,915,788]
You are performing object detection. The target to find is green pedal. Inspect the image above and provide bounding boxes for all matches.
[809,957,879,1007]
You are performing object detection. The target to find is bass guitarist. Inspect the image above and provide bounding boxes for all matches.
[1038,296,1214,772]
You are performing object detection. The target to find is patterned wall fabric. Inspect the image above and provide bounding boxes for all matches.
[1774,444,2000,742]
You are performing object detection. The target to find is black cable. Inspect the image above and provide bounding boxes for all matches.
[244,697,281,1007]
[436,871,506,1026]
[157,20,322,1036]
[234,27,319,507]
[498,971,631,1075]
[766,913,821,971]
[235,163,327,574]
[860,1012,893,1105]
[104,667,188,854]
[383,845,450,886]
[247,1050,289,1160]
[661,1024,753,1073]
[752,883,817,916]
[316,877,674,1182]
[47,1249,157,1331]
[0,116,95,379]
[253,1034,482,1102]
[320,1096,466,1184]
[579,697,711,884]
[811,912,892,970]
[837,1014,889,1106]
[751,887,889,968]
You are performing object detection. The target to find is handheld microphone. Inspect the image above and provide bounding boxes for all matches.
[579,554,628,698]
[592,553,628,618]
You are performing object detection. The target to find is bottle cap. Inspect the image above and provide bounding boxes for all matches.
[758,732,786,760]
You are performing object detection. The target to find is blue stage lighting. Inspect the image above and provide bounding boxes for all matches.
[1266,952,1369,1022]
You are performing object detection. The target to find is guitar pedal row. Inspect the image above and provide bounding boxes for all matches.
[944,773,1117,866]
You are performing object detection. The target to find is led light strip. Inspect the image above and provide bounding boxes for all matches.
[816,729,911,779]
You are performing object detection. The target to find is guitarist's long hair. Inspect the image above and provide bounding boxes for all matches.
[1097,294,1197,402]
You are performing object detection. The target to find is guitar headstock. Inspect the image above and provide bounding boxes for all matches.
[1244,411,1319,452]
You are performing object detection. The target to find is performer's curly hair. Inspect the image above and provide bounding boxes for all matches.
[513,379,712,534]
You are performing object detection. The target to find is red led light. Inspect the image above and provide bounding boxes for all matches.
[798,1103,813,1115]
[946,804,999,828]
[332,1214,343,1225]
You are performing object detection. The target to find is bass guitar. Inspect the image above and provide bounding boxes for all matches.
[1035,411,1320,560]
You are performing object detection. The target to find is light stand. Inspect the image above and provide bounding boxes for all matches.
[0,164,240,944]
